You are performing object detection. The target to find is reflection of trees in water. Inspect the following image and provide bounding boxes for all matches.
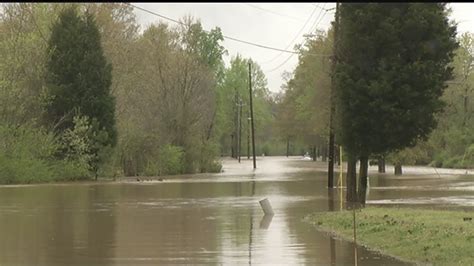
[84,186,117,265]
[328,189,336,265]
[368,174,392,199]
[0,185,117,265]
[248,179,255,265]
[44,186,117,265]
[114,183,220,263]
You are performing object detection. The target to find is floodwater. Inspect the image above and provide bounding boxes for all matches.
[1,157,471,265]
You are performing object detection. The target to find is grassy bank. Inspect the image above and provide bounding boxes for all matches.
[305,207,474,265]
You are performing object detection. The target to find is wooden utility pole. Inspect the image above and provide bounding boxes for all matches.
[237,97,243,163]
[247,110,250,159]
[232,88,238,159]
[328,2,339,188]
[231,134,234,158]
[249,62,257,169]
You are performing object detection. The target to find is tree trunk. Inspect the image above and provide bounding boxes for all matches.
[336,146,341,166]
[286,137,290,157]
[231,134,235,158]
[322,145,327,162]
[346,153,358,203]
[394,163,402,175]
[378,156,385,173]
[357,156,369,205]
[312,145,317,161]
[247,123,250,159]
[328,189,335,211]
[328,135,335,188]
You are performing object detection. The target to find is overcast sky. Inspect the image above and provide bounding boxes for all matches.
[133,3,474,93]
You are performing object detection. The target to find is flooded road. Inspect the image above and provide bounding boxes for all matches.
[1,157,472,265]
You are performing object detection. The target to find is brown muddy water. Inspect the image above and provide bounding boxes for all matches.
[0,157,472,265]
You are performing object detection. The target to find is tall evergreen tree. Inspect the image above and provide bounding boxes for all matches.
[45,6,116,175]
[335,3,458,203]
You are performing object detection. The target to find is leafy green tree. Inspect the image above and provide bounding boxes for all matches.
[0,3,60,127]
[114,18,224,176]
[216,55,274,157]
[276,29,333,158]
[44,6,116,177]
[387,140,431,175]
[335,3,458,203]
[427,32,474,168]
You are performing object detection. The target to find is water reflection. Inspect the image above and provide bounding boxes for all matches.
[248,178,255,266]
[259,215,273,229]
[0,185,117,265]
[328,189,337,265]
[0,157,452,265]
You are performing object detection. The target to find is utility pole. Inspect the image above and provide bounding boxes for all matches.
[231,134,234,158]
[247,110,251,159]
[249,62,257,169]
[237,97,244,163]
[232,88,238,159]
[328,2,339,188]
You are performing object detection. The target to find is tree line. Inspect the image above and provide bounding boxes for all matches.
[276,3,471,204]
[1,3,471,191]
[0,3,282,184]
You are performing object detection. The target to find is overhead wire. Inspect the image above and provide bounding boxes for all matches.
[265,3,331,73]
[128,3,332,57]
[245,4,306,23]
[260,4,320,65]
[308,3,329,37]
[313,4,336,12]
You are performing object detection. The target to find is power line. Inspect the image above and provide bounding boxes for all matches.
[265,4,331,73]
[313,4,336,12]
[308,3,329,34]
[265,51,296,73]
[261,4,320,65]
[264,5,326,71]
[128,3,332,57]
[245,4,306,23]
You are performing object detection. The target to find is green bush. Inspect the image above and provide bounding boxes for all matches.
[158,144,184,175]
[51,159,91,181]
[197,141,222,173]
[443,156,460,168]
[0,155,54,184]
[207,160,223,173]
[96,146,122,178]
[0,124,91,184]
[0,125,55,183]
[143,144,184,176]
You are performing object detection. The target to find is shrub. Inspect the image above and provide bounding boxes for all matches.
[0,124,91,184]
[157,144,184,175]
[0,124,56,183]
[198,141,222,173]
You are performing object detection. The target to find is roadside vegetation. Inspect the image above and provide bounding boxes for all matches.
[305,207,474,265]
[277,4,474,176]
[0,3,281,184]
[0,3,472,185]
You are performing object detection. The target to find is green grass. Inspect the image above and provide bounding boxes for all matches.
[304,207,474,265]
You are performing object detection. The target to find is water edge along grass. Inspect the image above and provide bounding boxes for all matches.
[304,206,474,265]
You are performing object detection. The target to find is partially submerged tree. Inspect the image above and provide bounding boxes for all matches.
[335,3,458,203]
[276,29,333,159]
[427,32,474,168]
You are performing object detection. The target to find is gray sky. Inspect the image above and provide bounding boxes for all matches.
[133,3,474,93]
